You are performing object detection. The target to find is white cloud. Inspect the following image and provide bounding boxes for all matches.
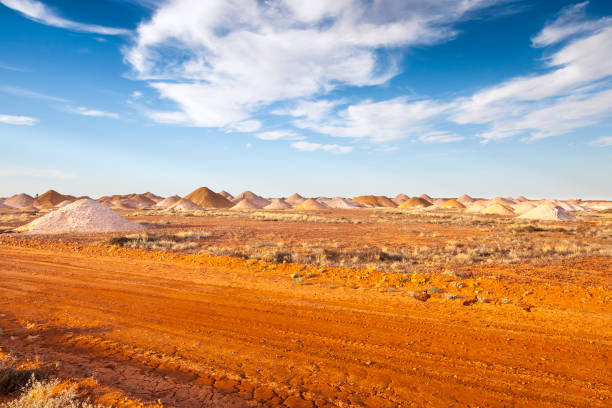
[451,14,612,142]
[126,0,501,129]
[291,141,352,154]
[295,97,450,143]
[70,106,119,119]
[531,1,611,47]
[273,99,344,122]
[418,131,464,143]
[589,136,612,147]
[131,91,143,99]
[225,120,262,133]
[0,167,76,179]
[0,114,38,125]
[0,0,130,35]
[255,130,304,141]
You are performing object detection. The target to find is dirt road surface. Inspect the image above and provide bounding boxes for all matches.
[0,241,610,407]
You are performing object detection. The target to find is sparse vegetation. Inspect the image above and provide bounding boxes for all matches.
[2,378,104,408]
[106,231,212,252]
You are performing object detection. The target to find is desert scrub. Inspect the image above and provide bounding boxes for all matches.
[105,231,211,252]
[0,355,42,396]
[2,378,105,408]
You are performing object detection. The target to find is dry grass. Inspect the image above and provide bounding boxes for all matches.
[106,231,212,252]
[1,378,104,408]
[0,355,42,397]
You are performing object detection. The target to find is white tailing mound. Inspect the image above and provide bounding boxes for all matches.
[56,200,74,208]
[4,193,35,208]
[264,198,292,209]
[167,198,204,211]
[231,198,262,209]
[14,199,144,234]
[326,197,361,209]
[155,195,181,208]
[518,202,576,221]
[465,200,488,213]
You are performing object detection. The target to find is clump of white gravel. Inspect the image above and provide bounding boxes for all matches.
[15,198,144,234]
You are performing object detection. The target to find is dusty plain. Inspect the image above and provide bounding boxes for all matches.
[0,207,611,407]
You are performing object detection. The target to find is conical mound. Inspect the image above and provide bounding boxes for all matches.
[352,195,397,208]
[233,191,270,207]
[56,200,74,208]
[294,198,329,210]
[516,195,529,202]
[126,193,157,207]
[481,202,514,215]
[512,202,537,215]
[398,197,432,209]
[493,197,516,205]
[231,198,263,209]
[264,198,292,209]
[184,187,233,208]
[4,193,34,208]
[465,200,488,213]
[167,198,204,211]
[457,194,475,206]
[143,192,163,203]
[15,199,144,234]
[441,198,465,209]
[155,195,181,208]
[112,198,149,210]
[393,194,410,205]
[33,190,76,209]
[420,194,433,202]
[518,202,576,221]
[326,197,361,209]
[219,190,234,200]
[285,193,306,205]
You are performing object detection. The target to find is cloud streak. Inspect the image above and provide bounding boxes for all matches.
[291,141,352,154]
[0,114,38,125]
[70,106,120,119]
[0,0,130,35]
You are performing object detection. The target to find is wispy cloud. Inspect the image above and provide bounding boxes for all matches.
[1,85,69,102]
[589,136,612,147]
[0,62,30,72]
[0,0,130,35]
[291,141,352,154]
[69,106,119,119]
[0,167,76,179]
[0,114,38,125]
[255,131,304,141]
[418,131,464,143]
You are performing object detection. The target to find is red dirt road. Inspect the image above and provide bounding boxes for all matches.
[0,242,610,407]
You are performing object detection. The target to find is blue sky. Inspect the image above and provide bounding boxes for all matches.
[1,0,611,200]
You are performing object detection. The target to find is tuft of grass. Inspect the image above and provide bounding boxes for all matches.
[3,378,104,408]
[0,355,42,397]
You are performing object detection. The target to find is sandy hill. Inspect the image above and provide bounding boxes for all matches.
[155,195,181,208]
[493,197,515,205]
[264,198,292,209]
[393,194,410,205]
[3,193,35,208]
[0,201,10,209]
[15,199,144,234]
[398,197,432,209]
[420,194,433,202]
[457,194,475,206]
[127,193,157,206]
[441,199,466,209]
[512,201,537,215]
[231,198,262,209]
[112,198,149,210]
[326,197,361,209]
[56,200,74,208]
[352,195,397,208]
[516,195,529,202]
[184,187,233,208]
[465,200,488,213]
[167,198,204,211]
[518,202,576,221]
[482,202,514,215]
[285,193,306,205]
[219,190,234,200]
[33,190,76,209]
[233,191,270,207]
[294,198,329,210]
[143,192,163,203]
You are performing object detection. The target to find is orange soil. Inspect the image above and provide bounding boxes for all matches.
[0,237,610,407]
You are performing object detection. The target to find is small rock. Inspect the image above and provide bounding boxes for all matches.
[443,293,458,300]
[450,281,465,288]
[523,290,533,296]
[411,291,430,302]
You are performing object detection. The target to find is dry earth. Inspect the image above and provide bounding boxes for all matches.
[0,208,610,407]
